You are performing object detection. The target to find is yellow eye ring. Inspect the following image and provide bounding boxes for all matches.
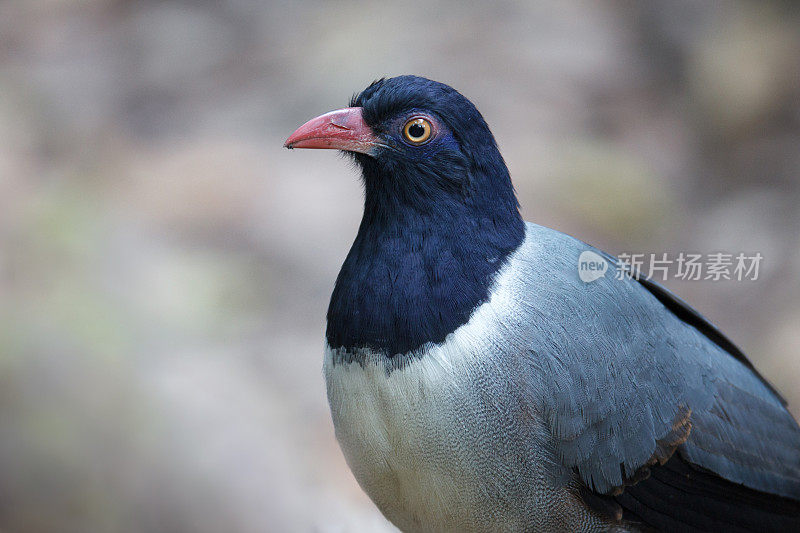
[402,117,433,145]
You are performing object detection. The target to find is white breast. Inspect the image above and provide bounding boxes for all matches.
[322,253,529,532]
[324,343,492,532]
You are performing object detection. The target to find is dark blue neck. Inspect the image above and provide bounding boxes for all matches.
[326,159,524,357]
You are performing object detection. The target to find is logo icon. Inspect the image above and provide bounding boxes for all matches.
[578,251,608,283]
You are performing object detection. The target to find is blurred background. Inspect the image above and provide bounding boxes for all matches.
[1,1,798,531]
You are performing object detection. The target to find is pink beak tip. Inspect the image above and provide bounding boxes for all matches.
[284,107,376,155]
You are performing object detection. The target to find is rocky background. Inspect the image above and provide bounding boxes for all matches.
[1,1,798,531]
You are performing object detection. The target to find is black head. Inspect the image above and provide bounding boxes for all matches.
[286,76,525,358]
[349,75,520,225]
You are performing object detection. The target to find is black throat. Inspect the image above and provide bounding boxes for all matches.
[325,155,525,357]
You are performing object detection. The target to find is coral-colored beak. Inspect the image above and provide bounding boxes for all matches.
[284,107,379,155]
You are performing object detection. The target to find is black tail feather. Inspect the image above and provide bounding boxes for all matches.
[585,454,800,532]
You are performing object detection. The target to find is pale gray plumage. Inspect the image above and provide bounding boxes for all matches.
[516,224,799,498]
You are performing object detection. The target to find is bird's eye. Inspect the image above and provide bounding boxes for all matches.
[402,117,433,145]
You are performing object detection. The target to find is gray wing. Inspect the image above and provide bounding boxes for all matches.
[516,223,800,499]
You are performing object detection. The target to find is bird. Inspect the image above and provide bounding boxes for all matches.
[284,75,800,532]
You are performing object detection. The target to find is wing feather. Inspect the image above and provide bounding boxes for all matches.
[517,223,800,502]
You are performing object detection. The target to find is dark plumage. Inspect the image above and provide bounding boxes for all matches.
[327,77,524,356]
